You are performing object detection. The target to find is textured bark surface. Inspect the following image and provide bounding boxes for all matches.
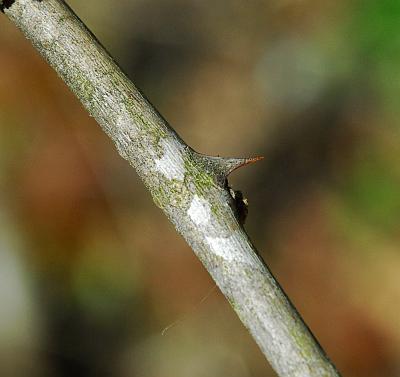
[2,1,341,376]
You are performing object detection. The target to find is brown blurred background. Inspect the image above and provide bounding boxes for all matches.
[1,1,400,376]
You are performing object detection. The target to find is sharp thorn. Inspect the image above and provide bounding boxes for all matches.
[192,152,264,186]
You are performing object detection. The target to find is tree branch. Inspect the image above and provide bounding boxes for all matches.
[1,1,341,376]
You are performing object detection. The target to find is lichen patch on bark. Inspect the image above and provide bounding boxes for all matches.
[206,231,251,264]
[154,138,185,181]
[187,195,211,225]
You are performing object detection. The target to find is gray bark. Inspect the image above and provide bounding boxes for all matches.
[1,1,341,376]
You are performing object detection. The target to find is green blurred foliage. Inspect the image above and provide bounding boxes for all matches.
[349,0,400,111]
[341,153,400,232]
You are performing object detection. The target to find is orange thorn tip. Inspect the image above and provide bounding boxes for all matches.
[228,156,264,174]
[244,155,265,165]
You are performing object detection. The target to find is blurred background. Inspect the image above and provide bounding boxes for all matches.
[1,0,400,376]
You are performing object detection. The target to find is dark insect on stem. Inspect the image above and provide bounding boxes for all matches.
[229,187,249,225]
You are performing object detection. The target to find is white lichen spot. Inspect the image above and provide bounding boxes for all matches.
[188,196,211,225]
[205,232,256,265]
[205,235,236,261]
[155,139,185,181]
